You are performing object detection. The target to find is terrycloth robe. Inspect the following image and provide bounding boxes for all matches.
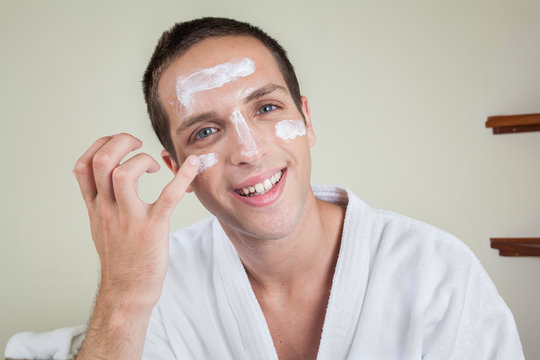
[143,185,524,359]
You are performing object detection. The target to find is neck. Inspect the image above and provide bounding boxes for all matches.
[223,190,345,295]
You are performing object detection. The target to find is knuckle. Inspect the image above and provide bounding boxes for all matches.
[112,166,129,184]
[93,152,111,170]
[161,191,178,207]
[117,132,141,145]
[177,172,189,183]
[73,161,89,177]
[97,135,113,144]
[139,153,153,162]
[178,168,195,182]
[117,132,132,138]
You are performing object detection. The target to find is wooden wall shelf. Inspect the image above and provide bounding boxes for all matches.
[485,113,540,134]
[486,113,539,257]
[490,238,540,256]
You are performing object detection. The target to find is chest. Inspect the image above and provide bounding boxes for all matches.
[258,292,329,360]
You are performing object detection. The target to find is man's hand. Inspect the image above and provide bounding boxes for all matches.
[73,133,199,359]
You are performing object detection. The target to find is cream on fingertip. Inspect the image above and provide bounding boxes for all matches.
[188,155,200,166]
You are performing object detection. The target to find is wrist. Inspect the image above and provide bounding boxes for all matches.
[97,276,163,309]
[95,285,160,316]
[79,293,154,360]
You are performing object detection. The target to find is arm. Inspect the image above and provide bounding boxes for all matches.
[73,133,199,359]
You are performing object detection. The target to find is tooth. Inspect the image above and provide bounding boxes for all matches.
[242,188,249,195]
[276,171,282,180]
[271,175,277,184]
[248,186,255,193]
[264,179,272,190]
[255,183,264,193]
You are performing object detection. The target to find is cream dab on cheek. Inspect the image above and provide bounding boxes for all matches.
[176,58,255,110]
[197,153,219,174]
[275,120,306,140]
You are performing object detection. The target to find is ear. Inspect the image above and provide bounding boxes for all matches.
[301,96,316,147]
[161,150,195,193]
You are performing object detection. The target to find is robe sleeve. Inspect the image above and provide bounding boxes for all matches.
[142,303,176,359]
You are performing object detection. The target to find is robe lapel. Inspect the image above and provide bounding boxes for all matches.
[315,187,372,360]
[213,220,278,360]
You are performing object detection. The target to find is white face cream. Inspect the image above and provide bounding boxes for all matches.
[197,153,219,174]
[230,108,259,157]
[275,119,306,140]
[176,58,255,110]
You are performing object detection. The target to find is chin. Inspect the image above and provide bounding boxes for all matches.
[219,206,302,241]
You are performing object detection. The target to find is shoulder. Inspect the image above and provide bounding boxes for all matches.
[370,207,482,282]
[315,185,480,275]
[372,208,475,263]
[340,187,488,289]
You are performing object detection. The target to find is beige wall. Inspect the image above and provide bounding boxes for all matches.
[1,0,539,357]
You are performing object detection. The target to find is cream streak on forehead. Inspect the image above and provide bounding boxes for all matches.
[175,58,255,109]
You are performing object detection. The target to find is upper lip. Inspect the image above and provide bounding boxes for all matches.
[233,167,285,190]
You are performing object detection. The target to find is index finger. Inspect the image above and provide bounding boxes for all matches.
[152,155,200,219]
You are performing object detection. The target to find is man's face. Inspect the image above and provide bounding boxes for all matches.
[158,36,315,241]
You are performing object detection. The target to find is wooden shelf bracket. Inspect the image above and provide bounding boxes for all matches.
[490,238,540,256]
[485,113,540,134]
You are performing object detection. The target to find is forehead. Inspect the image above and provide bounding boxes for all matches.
[158,36,286,105]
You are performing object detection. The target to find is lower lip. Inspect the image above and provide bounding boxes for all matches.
[232,169,287,208]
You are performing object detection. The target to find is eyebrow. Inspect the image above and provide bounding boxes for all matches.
[243,83,288,104]
[176,111,218,134]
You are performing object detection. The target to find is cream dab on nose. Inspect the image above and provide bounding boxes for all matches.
[230,109,259,157]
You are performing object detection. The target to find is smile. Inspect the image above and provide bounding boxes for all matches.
[235,170,283,197]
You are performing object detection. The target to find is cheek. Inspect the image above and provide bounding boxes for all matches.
[274,120,307,141]
[197,152,219,174]
[191,157,220,196]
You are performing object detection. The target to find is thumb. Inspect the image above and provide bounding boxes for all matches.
[152,155,200,218]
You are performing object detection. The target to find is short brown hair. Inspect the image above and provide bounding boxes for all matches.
[142,17,303,165]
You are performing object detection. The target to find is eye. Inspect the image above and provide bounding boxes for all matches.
[195,127,218,140]
[257,104,277,114]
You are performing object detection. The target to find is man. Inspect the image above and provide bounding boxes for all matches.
[74,18,523,359]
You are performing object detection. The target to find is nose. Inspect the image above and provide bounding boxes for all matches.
[228,109,264,165]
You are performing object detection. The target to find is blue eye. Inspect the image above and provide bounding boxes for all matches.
[195,127,217,140]
[257,104,277,114]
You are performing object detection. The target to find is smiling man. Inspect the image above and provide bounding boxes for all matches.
[74,18,523,359]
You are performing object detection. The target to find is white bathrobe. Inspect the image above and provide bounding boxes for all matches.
[143,185,524,359]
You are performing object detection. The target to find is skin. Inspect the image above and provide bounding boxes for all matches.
[75,35,345,360]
